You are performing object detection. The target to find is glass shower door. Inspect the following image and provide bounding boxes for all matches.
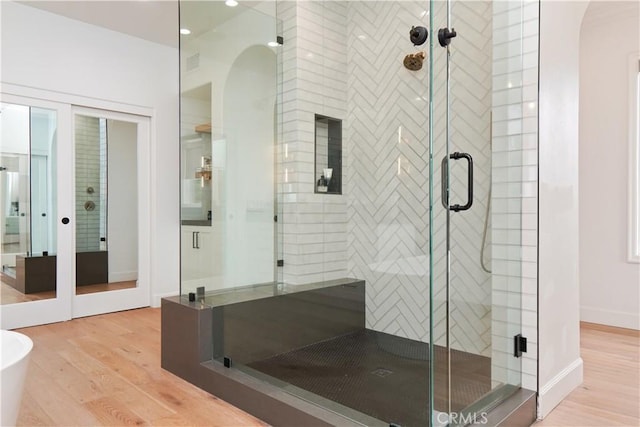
[430,0,527,424]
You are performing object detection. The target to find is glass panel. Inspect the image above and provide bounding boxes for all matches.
[176,0,536,425]
[74,114,138,294]
[180,0,278,297]
[1,103,58,304]
[433,0,528,423]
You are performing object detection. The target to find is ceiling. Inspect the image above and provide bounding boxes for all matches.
[20,1,179,47]
[20,0,270,48]
[179,1,265,39]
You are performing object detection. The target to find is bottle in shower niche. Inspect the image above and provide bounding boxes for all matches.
[317,175,328,193]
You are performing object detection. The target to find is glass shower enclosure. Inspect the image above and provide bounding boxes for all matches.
[179,0,536,425]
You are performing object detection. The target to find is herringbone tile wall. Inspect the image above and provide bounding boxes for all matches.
[345,0,493,355]
[276,1,538,374]
[447,0,494,357]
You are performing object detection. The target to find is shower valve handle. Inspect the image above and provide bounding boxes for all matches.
[410,26,429,46]
[438,27,457,47]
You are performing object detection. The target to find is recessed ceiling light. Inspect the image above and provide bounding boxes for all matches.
[225,0,238,7]
[267,41,279,47]
[180,28,191,35]
[357,34,367,40]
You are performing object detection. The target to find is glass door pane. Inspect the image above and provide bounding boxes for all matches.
[431,0,528,423]
[179,0,278,296]
[1,103,57,304]
[74,114,138,295]
[72,107,151,318]
[75,114,138,294]
[0,96,73,330]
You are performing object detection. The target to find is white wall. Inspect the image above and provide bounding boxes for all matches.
[0,104,30,154]
[223,46,276,287]
[107,120,138,282]
[538,0,588,418]
[579,2,640,330]
[1,1,179,305]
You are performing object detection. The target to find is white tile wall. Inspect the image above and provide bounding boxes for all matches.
[491,0,538,391]
[278,1,349,285]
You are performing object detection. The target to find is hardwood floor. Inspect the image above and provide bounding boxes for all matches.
[536,322,640,426]
[1,280,56,304]
[15,308,268,426]
[15,312,638,426]
[2,280,137,305]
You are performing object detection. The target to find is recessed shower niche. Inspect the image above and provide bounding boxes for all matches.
[314,115,342,194]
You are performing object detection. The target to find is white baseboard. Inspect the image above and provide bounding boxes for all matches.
[538,357,584,419]
[152,291,179,307]
[581,306,640,330]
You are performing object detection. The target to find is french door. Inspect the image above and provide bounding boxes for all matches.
[0,94,151,329]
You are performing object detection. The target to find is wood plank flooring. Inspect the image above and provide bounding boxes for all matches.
[2,280,137,305]
[14,311,639,426]
[536,322,640,426]
[15,308,268,426]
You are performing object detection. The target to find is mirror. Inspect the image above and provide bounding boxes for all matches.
[1,103,58,304]
[74,114,138,294]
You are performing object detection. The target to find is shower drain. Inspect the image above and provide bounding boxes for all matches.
[371,368,393,378]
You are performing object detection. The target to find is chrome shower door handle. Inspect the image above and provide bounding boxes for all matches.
[441,152,474,212]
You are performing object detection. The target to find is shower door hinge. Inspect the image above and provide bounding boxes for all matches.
[274,215,278,222]
[514,334,527,358]
[223,357,232,368]
[277,36,284,45]
[277,259,284,267]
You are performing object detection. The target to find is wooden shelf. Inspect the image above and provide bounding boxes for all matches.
[195,123,211,134]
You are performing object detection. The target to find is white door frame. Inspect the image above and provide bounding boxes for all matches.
[71,106,152,318]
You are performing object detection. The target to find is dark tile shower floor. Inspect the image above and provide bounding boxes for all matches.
[248,329,491,427]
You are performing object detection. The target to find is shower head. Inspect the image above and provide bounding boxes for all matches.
[403,51,425,71]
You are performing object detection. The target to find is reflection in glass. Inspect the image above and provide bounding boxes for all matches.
[180,1,277,295]
[74,115,138,294]
[1,103,58,304]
